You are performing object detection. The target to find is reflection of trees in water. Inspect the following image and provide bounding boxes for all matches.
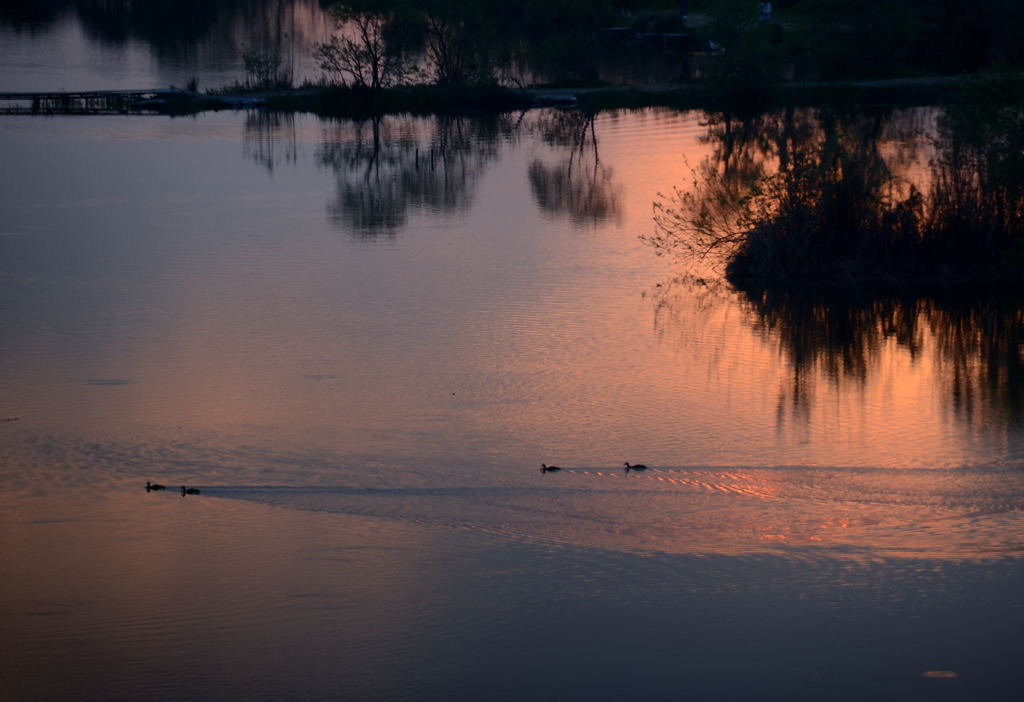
[925,296,1024,428]
[3,0,308,51]
[661,109,822,259]
[743,290,1024,431]
[73,0,219,48]
[0,0,330,84]
[301,109,620,236]
[646,103,1024,430]
[650,107,936,274]
[927,81,1024,272]
[527,110,621,228]
[740,290,920,429]
[698,106,935,204]
[0,0,215,45]
[648,277,1024,433]
[243,111,297,173]
[315,114,512,236]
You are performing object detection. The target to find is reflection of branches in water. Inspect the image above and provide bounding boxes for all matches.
[73,0,221,47]
[924,296,1024,429]
[741,289,1024,431]
[743,110,1020,418]
[743,290,923,383]
[740,289,924,429]
[316,114,512,236]
[243,111,298,173]
[527,110,621,227]
[42,0,317,78]
[701,109,812,190]
[642,275,773,422]
[924,91,1024,269]
[644,273,1024,433]
[527,160,620,227]
[648,107,940,278]
[716,105,1024,423]
[317,117,417,234]
[648,108,822,265]
[876,108,939,185]
[644,275,733,349]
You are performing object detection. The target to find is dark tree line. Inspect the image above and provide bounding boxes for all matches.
[312,0,623,88]
[6,1,1024,86]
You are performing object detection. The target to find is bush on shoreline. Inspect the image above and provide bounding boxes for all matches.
[648,82,1024,290]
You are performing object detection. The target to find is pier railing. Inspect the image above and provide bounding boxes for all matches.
[0,89,187,115]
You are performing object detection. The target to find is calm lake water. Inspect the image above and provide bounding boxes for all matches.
[3,9,1024,701]
[2,105,1023,702]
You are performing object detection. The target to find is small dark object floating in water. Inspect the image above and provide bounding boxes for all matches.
[181,486,201,496]
[540,464,561,473]
[3,417,19,422]
[624,462,648,472]
[146,481,166,491]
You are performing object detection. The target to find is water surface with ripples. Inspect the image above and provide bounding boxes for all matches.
[2,107,1023,701]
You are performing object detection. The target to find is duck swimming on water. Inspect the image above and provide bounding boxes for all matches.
[181,486,201,496]
[540,464,562,473]
[146,481,166,491]
[624,462,648,472]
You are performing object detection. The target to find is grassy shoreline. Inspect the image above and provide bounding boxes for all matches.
[1,73,992,117]
[149,73,982,117]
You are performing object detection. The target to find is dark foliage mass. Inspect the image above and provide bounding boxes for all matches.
[785,0,1024,78]
[648,75,1024,287]
[5,1,1024,87]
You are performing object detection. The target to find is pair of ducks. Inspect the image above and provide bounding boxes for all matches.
[146,481,200,495]
[540,462,648,474]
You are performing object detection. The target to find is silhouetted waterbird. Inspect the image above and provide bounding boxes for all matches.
[624,462,648,472]
[540,464,562,473]
[146,481,166,491]
[181,486,201,496]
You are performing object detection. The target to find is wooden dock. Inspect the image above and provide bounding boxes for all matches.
[0,89,189,115]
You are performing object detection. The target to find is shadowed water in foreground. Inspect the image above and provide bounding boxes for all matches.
[3,459,1020,702]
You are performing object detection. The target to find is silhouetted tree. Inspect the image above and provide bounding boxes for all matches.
[414,0,498,86]
[315,1,419,88]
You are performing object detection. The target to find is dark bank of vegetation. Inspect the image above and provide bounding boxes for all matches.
[230,0,1024,111]
[4,0,1024,85]
[647,72,1024,289]
[6,1,1024,113]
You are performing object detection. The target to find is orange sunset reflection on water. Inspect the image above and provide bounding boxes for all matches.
[2,108,1023,568]
[5,6,1024,698]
